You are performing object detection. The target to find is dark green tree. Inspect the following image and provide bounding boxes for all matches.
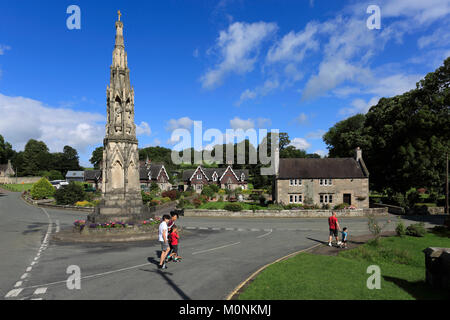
[0,135,15,164]
[90,147,104,169]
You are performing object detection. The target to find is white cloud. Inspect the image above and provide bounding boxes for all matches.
[339,97,380,116]
[294,113,308,125]
[136,121,151,136]
[0,93,104,153]
[267,22,319,63]
[165,117,194,131]
[200,21,278,89]
[367,73,421,97]
[313,149,328,157]
[380,0,450,24]
[306,129,326,139]
[256,117,272,129]
[0,45,11,55]
[417,25,450,49]
[229,117,255,130]
[235,78,279,106]
[289,137,311,150]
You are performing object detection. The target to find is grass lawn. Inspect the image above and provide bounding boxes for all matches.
[239,230,450,300]
[0,183,34,192]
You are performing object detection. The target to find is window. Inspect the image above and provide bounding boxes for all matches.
[320,179,332,186]
[289,194,303,203]
[320,194,333,203]
[328,179,332,185]
[320,179,323,185]
[197,174,202,180]
[290,179,302,186]
[241,173,245,181]
[290,179,294,186]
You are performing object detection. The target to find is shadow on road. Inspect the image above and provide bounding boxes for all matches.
[143,256,191,300]
[306,237,327,245]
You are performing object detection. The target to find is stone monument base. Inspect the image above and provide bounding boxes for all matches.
[87,191,155,223]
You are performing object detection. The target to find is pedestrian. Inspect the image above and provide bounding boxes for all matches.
[168,225,182,262]
[328,211,341,247]
[158,214,171,269]
[340,227,348,248]
[166,211,179,262]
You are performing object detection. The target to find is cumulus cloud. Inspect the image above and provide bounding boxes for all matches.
[136,121,151,136]
[294,113,308,125]
[339,97,380,116]
[266,22,320,63]
[0,93,105,153]
[289,137,311,150]
[229,117,271,130]
[200,21,278,89]
[306,129,326,139]
[380,0,450,24]
[165,117,194,131]
[235,78,279,106]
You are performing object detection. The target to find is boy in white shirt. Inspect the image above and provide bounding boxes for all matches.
[158,215,171,269]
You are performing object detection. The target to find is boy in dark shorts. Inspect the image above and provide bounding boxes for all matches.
[340,227,348,248]
[168,225,182,262]
[328,211,341,247]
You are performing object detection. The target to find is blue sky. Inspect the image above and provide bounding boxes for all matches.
[0,0,449,166]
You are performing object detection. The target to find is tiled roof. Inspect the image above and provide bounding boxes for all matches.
[278,158,367,179]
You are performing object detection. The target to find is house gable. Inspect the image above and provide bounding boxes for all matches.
[219,166,240,184]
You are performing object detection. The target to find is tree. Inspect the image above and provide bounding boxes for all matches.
[30,178,55,200]
[323,114,370,158]
[59,145,81,175]
[90,147,104,169]
[0,135,15,164]
[54,182,85,205]
[21,140,52,176]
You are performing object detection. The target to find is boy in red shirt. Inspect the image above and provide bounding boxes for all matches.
[168,225,182,262]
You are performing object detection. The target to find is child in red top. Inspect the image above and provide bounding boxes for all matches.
[168,225,182,262]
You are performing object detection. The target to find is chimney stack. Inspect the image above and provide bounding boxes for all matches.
[355,147,362,162]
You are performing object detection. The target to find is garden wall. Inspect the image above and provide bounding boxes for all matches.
[184,207,388,218]
[0,176,41,184]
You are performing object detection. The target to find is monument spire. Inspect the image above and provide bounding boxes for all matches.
[91,13,143,222]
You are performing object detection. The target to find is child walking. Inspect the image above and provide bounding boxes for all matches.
[168,225,182,262]
[340,227,348,248]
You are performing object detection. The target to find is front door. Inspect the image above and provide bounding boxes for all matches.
[343,193,351,205]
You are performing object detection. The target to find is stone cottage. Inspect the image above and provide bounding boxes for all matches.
[274,147,369,208]
[182,165,249,193]
[0,160,15,178]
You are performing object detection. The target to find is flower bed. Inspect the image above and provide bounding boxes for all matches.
[73,217,162,233]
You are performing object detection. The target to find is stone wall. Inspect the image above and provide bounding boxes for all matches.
[184,207,387,218]
[275,178,369,208]
[0,176,41,184]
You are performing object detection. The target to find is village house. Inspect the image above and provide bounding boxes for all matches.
[84,159,172,192]
[0,160,15,178]
[274,147,369,208]
[182,165,249,193]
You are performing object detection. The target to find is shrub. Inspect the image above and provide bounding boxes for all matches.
[162,190,178,201]
[201,185,215,199]
[224,203,242,212]
[149,199,161,207]
[149,182,160,193]
[141,191,152,204]
[367,213,390,241]
[209,184,220,193]
[30,178,55,200]
[333,203,350,210]
[395,218,406,236]
[192,197,202,208]
[405,223,427,237]
[218,189,226,195]
[54,182,85,205]
[161,197,171,203]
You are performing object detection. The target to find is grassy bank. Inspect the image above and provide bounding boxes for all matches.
[0,183,34,192]
[239,230,450,300]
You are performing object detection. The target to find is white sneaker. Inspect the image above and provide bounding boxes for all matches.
[337,241,342,245]
[328,242,332,247]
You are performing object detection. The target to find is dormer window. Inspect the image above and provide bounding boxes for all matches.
[197,174,202,180]
[241,173,245,181]
[212,173,218,182]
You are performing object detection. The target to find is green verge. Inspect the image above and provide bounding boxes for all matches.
[0,183,34,192]
[238,231,450,300]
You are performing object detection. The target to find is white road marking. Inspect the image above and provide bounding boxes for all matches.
[5,288,23,298]
[250,228,260,232]
[199,227,209,230]
[20,273,28,280]
[14,281,22,288]
[26,267,32,272]
[33,287,47,295]
[257,229,273,239]
[212,227,221,230]
[237,228,245,232]
[31,298,43,300]
[55,220,60,233]
[31,261,36,266]
[192,242,241,255]
[225,228,234,231]
[185,227,196,230]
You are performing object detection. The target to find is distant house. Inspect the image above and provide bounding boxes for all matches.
[274,147,369,208]
[83,159,172,192]
[182,165,249,193]
[139,160,172,192]
[65,171,85,183]
[0,160,15,178]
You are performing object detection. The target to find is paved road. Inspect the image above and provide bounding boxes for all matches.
[0,190,444,300]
